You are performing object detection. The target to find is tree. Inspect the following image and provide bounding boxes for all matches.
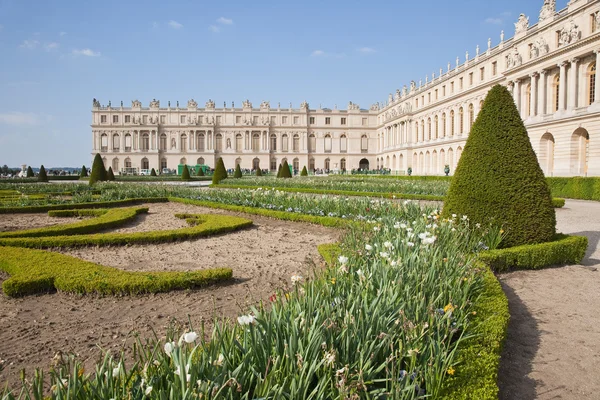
[276,164,283,178]
[234,163,243,178]
[181,165,191,181]
[80,165,88,177]
[197,166,205,176]
[107,166,116,181]
[281,160,292,178]
[89,153,107,185]
[38,165,48,182]
[26,166,34,178]
[443,85,555,247]
[256,168,263,177]
[212,157,228,184]
[300,166,308,176]
[150,168,157,177]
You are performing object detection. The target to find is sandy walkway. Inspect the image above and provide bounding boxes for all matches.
[0,203,339,389]
[0,213,82,232]
[498,200,600,400]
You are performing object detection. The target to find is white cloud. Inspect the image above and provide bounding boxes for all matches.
[484,17,503,25]
[0,112,45,126]
[72,48,101,57]
[357,47,376,54]
[311,50,325,57]
[209,25,221,33]
[45,42,59,51]
[168,20,183,29]
[59,31,67,36]
[20,39,39,49]
[217,17,233,25]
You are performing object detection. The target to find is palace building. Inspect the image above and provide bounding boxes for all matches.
[91,0,600,177]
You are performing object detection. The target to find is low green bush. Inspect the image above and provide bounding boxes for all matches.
[301,166,308,176]
[212,157,227,184]
[48,209,108,217]
[151,168,157,177]
[234,164,243,178]
[0,246,232,297]
[0,213,253,248]
[107,167,116,181]
[552,198,565,208]
[38,165,48,182]
[317,243,343,265]
[0,197,168,214]
[546,177,600,201]
[479,234,588,272]
[181,165,191,181]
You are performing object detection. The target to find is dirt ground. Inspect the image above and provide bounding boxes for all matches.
[0,213,82,232]
[498,199,600,400]
[0,203,339,390]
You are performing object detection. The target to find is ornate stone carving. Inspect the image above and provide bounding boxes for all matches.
[506,46,522,69]
[410,81,416,92]
[595,11,600,30]
[515,14,529,35]
[300,100,309,110]
[93,98,100,107]
[388,93,393,104]
[395,89,401,101]
[205,99,215,109]
[261,117,270,126]
[187,99,198,108]
[188,115,199,125]
[348,101,360,110]
[534,36,549,58]
[149,99,160,109]
[242,99,252,109]
[558,20,580,47]
[539,0,556,22]
[402,85,408,97]
[370,103,379,111]
[260,100,270,110]
[131,99,142,108]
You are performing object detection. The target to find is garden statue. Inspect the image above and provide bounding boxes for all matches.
[444,164,450,176]
[407,167,412,176]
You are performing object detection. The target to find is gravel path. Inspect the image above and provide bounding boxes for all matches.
[498,200,600,400]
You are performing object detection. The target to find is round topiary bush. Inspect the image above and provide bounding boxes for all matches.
[89,153,107,185]
[107,167,115,181]
[150,168,157,177]
[234,163,243,179]
[301,166,308,176]
[442,84,555,247]
[181,165,191,181]
[281,160,292,178]
[80,165,88,178]
[38,165,48,182]
[212,157,227,184]
[26,166,34,178]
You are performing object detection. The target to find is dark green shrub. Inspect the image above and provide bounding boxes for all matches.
[443,85,555,247]
[256,168,263,177]
[26,166,34,178]
[80,165,88,177]
[89,153,107,185]
[212,158,227,184]
[197,167,205,177]
[38,165,48,182]
[546,177,600,201]
[234,163,243,178]
[107,167,115,181]
[277,164,282,178]
[301,166,308,176]
[150,168,157,177]
[181,165,191,181]
[281,160,292,178]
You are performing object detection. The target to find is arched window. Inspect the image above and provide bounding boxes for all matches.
[324,134,332,153]
[100,134,108,151]
[252,133,260,151]
[427,118,431,140]
[434,116,439,139]
[180,157,187,165]
[160,158,167,170]
[420,120,425,142]
[160,133,167,150]
[197,157,204,165]
[415,123,419,142]
[270,134,277,151]
[309,134,316,152]
[235,157,242,167]
[450,110,455,137]
[124,158,132,168]
[270,158,277,171]
[554,74,560,112]
[468,103,474,129]
[526,85,532,117]
[459,107,464,134]
[293,134,300,152]
[216,133,223,152]
[309,158,315,171]
[441,113,446,137]
[324,158,330,171]
[141,157,149,170]
[570,128,590,176]
[197,133,205,151]
[236,134,243,151]
[340,135,347,153]
[112,158,119,172]
[112,134,120,150]
[179,134,187,152]
[253,158,260,170]
[141,133,150,151]
[293,158,299,171]
[282,134,288,152]
[361,135,368,152]
[589,63,596,105]
[340,158,346,170]
[539,133,555,176]
[125,134,132,151]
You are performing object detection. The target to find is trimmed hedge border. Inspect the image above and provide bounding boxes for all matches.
[552,198,566,208]
[0,246,232,297]
[48,209,108,217]
[0,213,253,248]
[0,197,168,214]
[547,177,600,201]
[0,207,147,238]
[479,233,588,272]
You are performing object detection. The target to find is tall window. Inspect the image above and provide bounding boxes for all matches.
[427,118,431,140]
[293,134,300,152]
[340,158,346,170]
[161,158,167,170]
[236,134,243,150]
[113,115,119,123]
[450,110,455,136]
[141,133,150,151]
[125,134,132,151]
[340,135,347,152]
[415,123,419,142]
[468,104,474,129]
[252,133,260,151]
[293,158,299,171]
[325,117,331,125]
[101,134,108,151]
[216,134,223,152]
[526,84,532,117]
[282,134,289,152]
[310,117,315,124]
[309,134,316,152]
[179,134,186,152]
[324,158,330,171]
[361,135,368,152]
[434,116,439,139]
[442,113,446,137]
[554,75,561,112]
[270,134,277,151]
[197,133,205,151]
[492,61,498,76]
[589,63,596,105]
[459,107,464,134]
[160,134,167,150]
[341,117,346,125]
[113,134,120,150]
[324,134,332,153]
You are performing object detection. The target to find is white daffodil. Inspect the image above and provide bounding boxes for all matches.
[164,341,176,356]
[237,314,256,326]
[183,332,198,343]
[365,244,373,251]
[291,275,303,285]
[338,255,348,265]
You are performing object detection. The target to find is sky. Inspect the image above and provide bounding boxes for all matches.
[0,0,557,168]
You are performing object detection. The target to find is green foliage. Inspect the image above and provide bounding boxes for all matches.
[48,209,108,218]
[0,213,253,248]
[552,198,565,208]
[281,160,292,178]
[479,233,588,272]
[89,153,107,185]
[301,166,308,176]
[276,163,282,178]
[212,157,227,184]
[0,197,168,214]
[443,85,556,247]
[26,166,34,178]
[151,168,157,177]
[181,165,191,181]
[546,177,600,201]
[0,246,232,297]
[317,243,342,265]
[197,166,205,176]
[107,166,115,181]
[80,165,88,177]
[256,167,263,176]
[234,163,243,178]
[37,165,48,182]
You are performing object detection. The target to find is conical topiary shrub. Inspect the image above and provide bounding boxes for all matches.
[150,168,157,177]
[26,166,34,178]
[89,153,107,185]
[276,164,283,178]
[234,163,243,178]
[300,166,308,176]
[80,165,88,178]
[212,157,227,184]
[256,168,263,177]
[181,165,191,181]
[197,166,205,177]
[442,84,555,247]
[38,165,48,182]
[107,167,115,181]
[281,160,292,178]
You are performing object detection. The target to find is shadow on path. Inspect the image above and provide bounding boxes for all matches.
[568,230,600,268]
[497,281,540,400]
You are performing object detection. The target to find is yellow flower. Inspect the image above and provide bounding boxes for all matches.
[500,229,504,234]
[443,303,455,313]
[447,366,455,375]
[330,278,336,285]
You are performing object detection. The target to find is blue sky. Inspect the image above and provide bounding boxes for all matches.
[0,0,555,167]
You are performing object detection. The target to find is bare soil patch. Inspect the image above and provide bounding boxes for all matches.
[0,202,339,390]
[0,213,82,232]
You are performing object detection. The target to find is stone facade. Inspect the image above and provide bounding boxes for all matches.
[92,0,600,177]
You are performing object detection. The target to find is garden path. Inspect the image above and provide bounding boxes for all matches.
[498,199,600,400]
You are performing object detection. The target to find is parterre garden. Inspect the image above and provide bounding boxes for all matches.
[0,85,590,399]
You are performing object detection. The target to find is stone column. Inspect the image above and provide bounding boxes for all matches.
[121,132,126,152]
[558,61,567,111]
[538,71,547,116]
[514,79,521,117]
[568,58,579,110]
[530,73,538,117]
[594,50,600,106]
[92,131,97,151]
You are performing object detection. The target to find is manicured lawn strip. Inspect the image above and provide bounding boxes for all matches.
[48,209,108,217]
[547,177,600,201]
[0,197,168,213]
[0,207,147,238]
[0,246,232,297]
[479,233,588,272]
[0,213,253,248]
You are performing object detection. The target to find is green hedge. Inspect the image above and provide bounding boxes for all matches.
[0,246,232,297]
[0,213,253,248]
[552,198,566,208]
[0,197,168,214]
[0,207,147,238]
[48,209,108,217]
[547,177,600,201]
[478,233,588,272]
